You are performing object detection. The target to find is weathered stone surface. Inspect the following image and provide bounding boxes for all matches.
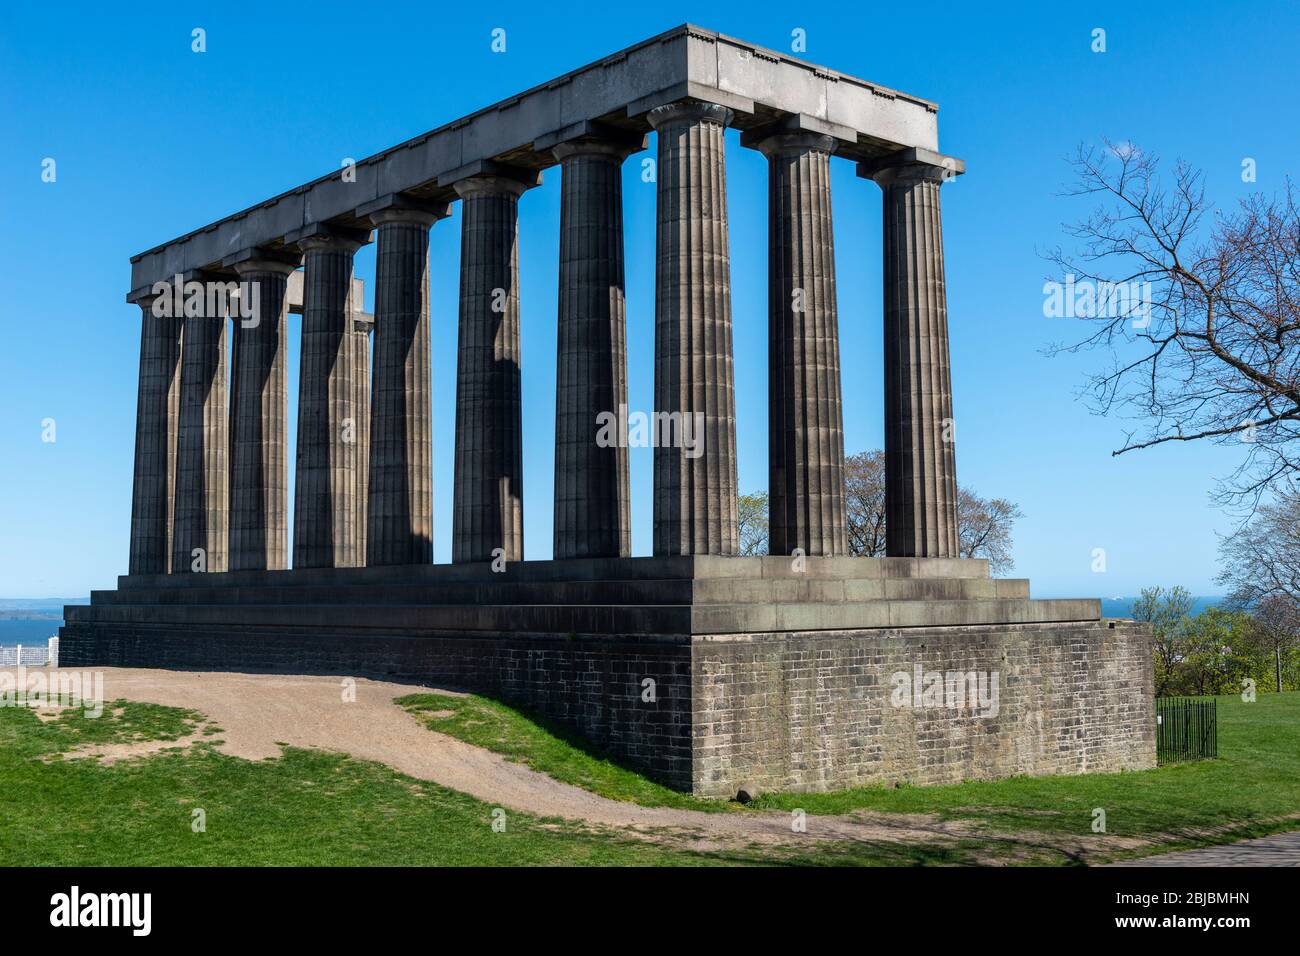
[293,233,370,568]
[649,101,739,556]
[690,619,1155,796]
[127,298,182,575]
[366,205,447,566]
[552,137,640,559]
[228,259,297,571]
[452,175,532,563]
[862,150,962,558]
[750,128,848,557]
[171,307,228,573]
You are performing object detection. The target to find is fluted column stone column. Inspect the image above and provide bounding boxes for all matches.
[552,136,641,559]
[648,101,739,556]
[227,255,297,571]
[128,296,182,575]
[365,203,447,566]
[293,229,370,568]
[749,129,847,557]
[451,174,533,564]
[172,284,229,573]
[861,148,963,558]
[349,312,372,563]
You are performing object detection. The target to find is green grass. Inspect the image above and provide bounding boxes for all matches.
[399,688,1300,864]
[398,692,731,812]
[6,690,1298,866]
[0,699,889,866]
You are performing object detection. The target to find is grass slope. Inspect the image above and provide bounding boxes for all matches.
[1,700,865,866]
[401,688,1300,862]
[398,692,729,812]
[6,690,1298,866]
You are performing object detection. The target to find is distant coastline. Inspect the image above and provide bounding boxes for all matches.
[0,598,85,645]
[1096,596,1222,619]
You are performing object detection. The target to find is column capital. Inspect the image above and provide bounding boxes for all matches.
[538,120,647,164]
[745,130,837,160]
[740,113,853,157]
[224,246,301,276]
[355,192,451,228]
[857,147,965,186]
[551,137,647,165]
[438,159,541,197]
[285,222,372,254]
[646,100,733,131]
[452,175,533,201]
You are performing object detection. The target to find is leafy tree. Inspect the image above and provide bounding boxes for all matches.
[1180,607,1254,697]
[1132,585,1194,696]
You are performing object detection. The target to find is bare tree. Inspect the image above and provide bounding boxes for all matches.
[1048,141,1300,508]
[1217,493,1300,601]
[1218,493,1300,690]
[957,490,1024,576]
[845,450,887,557]
[737,492,769,556]
[843,450,1023,573]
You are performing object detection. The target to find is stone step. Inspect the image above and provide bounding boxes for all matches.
[112,554,992,592]
[65,596,1098,636]
[90,575,1029,609]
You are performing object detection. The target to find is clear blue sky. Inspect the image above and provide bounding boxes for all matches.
[2,0,1295,598]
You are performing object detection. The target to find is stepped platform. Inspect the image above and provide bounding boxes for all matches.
[60,556,1155,796]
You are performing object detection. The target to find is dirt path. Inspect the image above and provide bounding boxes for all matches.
[9,666,1146,860]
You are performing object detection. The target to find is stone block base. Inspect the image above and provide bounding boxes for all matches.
[60,556,1155,796]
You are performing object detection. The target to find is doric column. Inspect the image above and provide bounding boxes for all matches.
[172,280,229,573]
[860,148,964,558]
[227,253,298,571]
[362,199,449,566]
[451,172,536,564]
[747,128,847,557]
[551,135,642,559]
[292,227,370,569]
[647,100,739,556]
[349,311,372,563]
[128,295,182,575]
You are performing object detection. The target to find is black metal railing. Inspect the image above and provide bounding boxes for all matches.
[1156,697,1218,765]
